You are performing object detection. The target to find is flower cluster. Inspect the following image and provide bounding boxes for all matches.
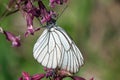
[0,0,67,47]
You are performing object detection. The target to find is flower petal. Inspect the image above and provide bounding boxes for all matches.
[22,72,31,80]
[32,74,45,80]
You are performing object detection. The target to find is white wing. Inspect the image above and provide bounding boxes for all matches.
[33,25,84,73]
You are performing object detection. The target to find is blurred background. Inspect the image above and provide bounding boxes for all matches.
[0,0,120,80]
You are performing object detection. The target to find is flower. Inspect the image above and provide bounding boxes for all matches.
[38,0,56,24]
[41,11,56,24]
[0,27,21,47]
[19,0,41,37]
[32,73,45,80]
[20,72,31,80]
[4,31,21,47]
[4,0,67,38]
[24,13,40,37]
[19,72,45,80]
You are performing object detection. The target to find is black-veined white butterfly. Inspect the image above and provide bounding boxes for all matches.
[33,20,84,73]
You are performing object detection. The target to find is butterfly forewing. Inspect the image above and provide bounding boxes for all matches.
[33,25,84,73]
[54,29,71,50]
[33,29,48,59]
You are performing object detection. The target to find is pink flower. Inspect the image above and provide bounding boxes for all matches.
[41,11,56,24]
[22,72,31,80]
[24,13,40,37]
[3,31,21,47]
[19,72,45,80]
[0,27,20,47]
[32,74,45,80]
[38,0,56,23]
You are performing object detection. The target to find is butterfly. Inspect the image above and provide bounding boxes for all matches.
[33,20,84,73]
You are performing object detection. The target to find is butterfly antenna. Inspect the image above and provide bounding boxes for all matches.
[56,5,68,21]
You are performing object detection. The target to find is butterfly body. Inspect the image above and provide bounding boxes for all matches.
[33,23,84,73]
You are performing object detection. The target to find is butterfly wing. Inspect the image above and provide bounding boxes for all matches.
[33,26,84,73]
[54,26,84,73]
[33,28,61,69]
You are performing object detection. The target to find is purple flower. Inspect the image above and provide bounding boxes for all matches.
[16,0,40,37]
[38,0,56,23]
[49,0,68,7]
[41,11,56,24]
[19,72,45,80]
[24,13,40,37]
[25,0,33,11]
[0,27,21,47]
[4,0,68,38]
[31,74,45,80]
[29,7,41,17]
[18,0,33,12]
[16,0,57,36]
[4,31,21,47]
[21,72,31,80]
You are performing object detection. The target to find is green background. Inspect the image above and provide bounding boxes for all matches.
[0,0,120,80]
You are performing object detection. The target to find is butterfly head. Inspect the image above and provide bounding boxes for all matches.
[46,18,56,29]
